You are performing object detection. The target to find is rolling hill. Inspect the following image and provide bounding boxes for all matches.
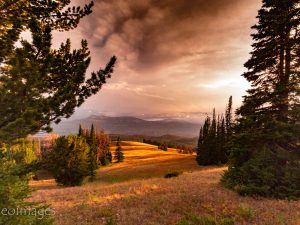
[30,141,300,225]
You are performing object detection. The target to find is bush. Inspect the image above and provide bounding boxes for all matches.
[222,145,300,198]
[236,203,255,221]
[164,171,181,178]
[100,151,112,166]
[159,144,168,151]
[45,136,90,186]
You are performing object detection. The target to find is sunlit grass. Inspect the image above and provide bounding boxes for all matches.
[95,141,200,183]
[30,142,300,225]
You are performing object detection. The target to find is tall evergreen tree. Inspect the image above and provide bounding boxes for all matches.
[210,108,217,139]
[78,124,83,137]
[225,96,233,138]
[222,0,300,198]
[89,124,96,145]
[196,117,212,165]
[197,103,232,165]
[217,116,227,163]
[0,1,116,142]
[114,137,124,163]
[0,2,115,224]
[87,124,97,181]
[224,96,234,158]
[208,109,218,164]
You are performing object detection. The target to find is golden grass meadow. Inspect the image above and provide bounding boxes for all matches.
[29,142,300,225]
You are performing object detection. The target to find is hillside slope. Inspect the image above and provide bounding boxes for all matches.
[30,142,300,225]
[99,141,199,183]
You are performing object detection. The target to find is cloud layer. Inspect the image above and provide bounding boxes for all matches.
[54,0,262,121]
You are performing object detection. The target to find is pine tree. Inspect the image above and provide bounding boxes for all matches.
[78,124,83,137]
[225,96,233,138]
[0,2,115,223]
[196,117,212,165]
[215,115,223,164]
[90,124,96,143]
[105,142,113,164]
[46,136,90,186]
[222,0,300,198]
[0,1,116,142]
[87,124,97,181]
[210,109,218,164]
[224,96,234,158]
[114,137,124,163]
[196,106,231,165]
[220,117,227,163]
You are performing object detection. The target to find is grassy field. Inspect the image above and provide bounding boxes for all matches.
[30,141,300,225]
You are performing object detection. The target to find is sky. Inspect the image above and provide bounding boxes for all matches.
[52,0,262,122]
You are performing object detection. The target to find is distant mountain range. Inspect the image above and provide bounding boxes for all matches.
[53,115,201,138]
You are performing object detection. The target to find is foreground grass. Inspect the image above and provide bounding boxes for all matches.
[30,142,300,225]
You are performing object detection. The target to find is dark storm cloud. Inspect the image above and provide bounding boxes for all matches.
[63,0,261,119]
[81,0,257,73]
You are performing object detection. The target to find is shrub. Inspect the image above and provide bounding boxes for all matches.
[45,136,90,186]
[236,203,255,221]
[159,144,168,151]
[164,171,181,178]
[222,146,300,198]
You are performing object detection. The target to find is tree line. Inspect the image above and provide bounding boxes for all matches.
[196,0,300,199]
[196,96,233,165]
[143,138,195,153]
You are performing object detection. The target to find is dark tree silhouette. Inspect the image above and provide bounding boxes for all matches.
[222,0,300,198]
[197,98,233,165]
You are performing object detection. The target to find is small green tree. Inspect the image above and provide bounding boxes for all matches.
[0,149,53,225]
[46,136,89,186]
[114,137,124,163]
[78,124,83,137]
